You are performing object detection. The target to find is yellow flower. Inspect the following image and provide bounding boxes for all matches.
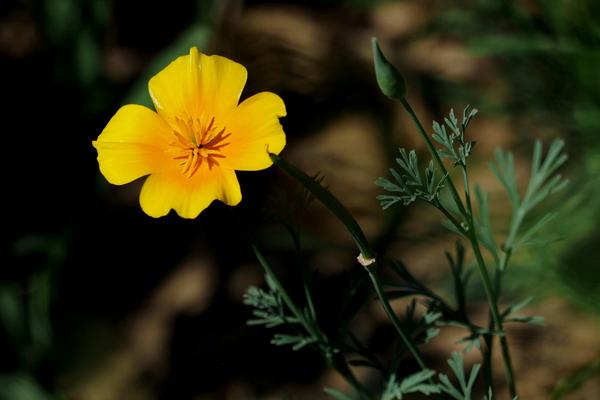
[93,47,286,218]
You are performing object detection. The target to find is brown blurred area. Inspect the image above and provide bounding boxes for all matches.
[2,0,600,399]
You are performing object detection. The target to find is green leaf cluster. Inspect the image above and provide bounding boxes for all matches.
[382,370,441,399]
[432,106,478,167]
[244,271,318,352]
[438,352,481,400]
[375,149,446,209]
[489,139,568,258]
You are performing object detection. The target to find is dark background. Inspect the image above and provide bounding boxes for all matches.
[2,0,600,398]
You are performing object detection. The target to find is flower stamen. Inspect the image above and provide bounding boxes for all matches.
[168,115,230,178]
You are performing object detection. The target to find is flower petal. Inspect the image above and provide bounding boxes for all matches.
[148,47,247,123]
[139,166,241,219]
[220,92,286,171]
[93,105,173,185]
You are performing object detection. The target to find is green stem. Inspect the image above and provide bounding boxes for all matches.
[439,195,496,391]
[435,202,467,236]
[271,154,428,373]
[482,332,494,394]
[330,352,373,400]
[400,98,467,217]
[366,264,428,371]
[496,251,510,299]
[471,162,518,398]
[503,209,524,270]
[252,244,321,342]
[462,163,494,393]
[468,233,517,398]
[252,244,372,399]
[465,161,516,396]
[399,97,517,398]
[462,169,474,220]
[270,153,375,260]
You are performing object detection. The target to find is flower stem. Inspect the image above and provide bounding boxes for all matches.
[435,202,467,236]
[399,97,517,398]
[468,232,517,398]
[366,264,428,371]
[464,148,517,399]
[251,244,321,342]
[270,153,375,260]
[462,162,501,395]
[271,154,428,371]
[399,98,467,217]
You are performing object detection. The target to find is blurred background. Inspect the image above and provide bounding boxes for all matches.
[1,0,600,398]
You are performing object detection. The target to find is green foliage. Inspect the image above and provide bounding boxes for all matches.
[42,0,81,44]
[375,149,446,209]
[256,33,572,397]
[551,356,600,399]
[324,387,355,400]
[384,245,489,352]
[432,106,478,167]
[0,374,56,400]
[244,285,292,328]
[270,153,375,259]
[501,297,545,326]
[434,0,600,324]
[382,353,483,400]
[372,96,569,398]
[483,386,519,400]
[346,332,387,374]
[266,173,322,236]
[474,186,499,262]
[392,298,442,348]
[491,139,567,215]
[246,243,382,399]
[489,139,568,261]
[375,107,480,211]
[243,261,318,352]
[75,27,101,88]
[381,370,441,400]
[438,352,481,400]
[270,333,318,351]
[1,235,61,370]
[444,242,470,312]
[386,262,451,334]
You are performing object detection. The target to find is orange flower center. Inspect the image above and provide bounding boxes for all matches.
[168,115,230,178]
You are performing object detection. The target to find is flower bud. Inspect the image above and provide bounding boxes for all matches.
[372,37,406,100]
